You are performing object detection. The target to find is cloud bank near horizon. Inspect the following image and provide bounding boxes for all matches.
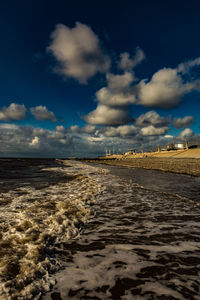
[0,120,197,158]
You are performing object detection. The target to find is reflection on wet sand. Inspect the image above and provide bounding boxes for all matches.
[44,163,200,300]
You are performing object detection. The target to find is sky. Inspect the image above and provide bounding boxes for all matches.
[1,0,200,157]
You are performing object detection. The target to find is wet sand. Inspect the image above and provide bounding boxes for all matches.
[84,157,200,177]
[43,161,200,300]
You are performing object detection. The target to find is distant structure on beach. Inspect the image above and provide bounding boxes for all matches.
[167,143,185,151]
[103,141,199,159]
[124,149,136,155]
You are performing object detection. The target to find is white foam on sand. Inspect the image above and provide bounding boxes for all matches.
[43,164,200,300]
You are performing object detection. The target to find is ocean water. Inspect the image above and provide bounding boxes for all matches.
[0,159,104,299]
[0,159,200,299]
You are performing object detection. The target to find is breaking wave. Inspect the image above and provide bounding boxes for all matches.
[0,159,105,299]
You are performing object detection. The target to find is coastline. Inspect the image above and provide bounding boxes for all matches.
[82,157,200,177]
[80,148,200,177]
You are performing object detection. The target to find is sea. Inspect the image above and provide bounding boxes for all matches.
[0,158,200,300]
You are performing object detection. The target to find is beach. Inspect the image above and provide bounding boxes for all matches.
[44,160,200,300]
[86,157,200,177]
[85,148,200,177]
[1,158,200,299]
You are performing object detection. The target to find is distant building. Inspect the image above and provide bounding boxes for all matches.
[124,149,136,155]
[174,143,185,149]
[166,143,185,150]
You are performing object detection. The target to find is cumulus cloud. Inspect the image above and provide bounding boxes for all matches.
[173,116,194,129]
[30,106,57,122]
[141,125,168,136]
[70,124,97,134]
[0,123,19,130]
[118,48,145,71]
[106,72,135,91]
[47,22,110,83]
[84,104,133,126]
[48,131,65,139]
[0,124,73,157]
[178,57,200,74]
[29,136,40,147]
[136,111,171,128]
[0,121,196,158]
[96,72,137,106]
[0,103,27,121]
[86,72,137,127]
[88,55,200,115]
[164,134,173,139]
[178,128,194,140]
[103,125,138,137]
[138,68,186,108]
[89,48,145,122]
[32,128,46,136]
[70,125,80,133]
[137,56,200,108]
[55,125,67,132]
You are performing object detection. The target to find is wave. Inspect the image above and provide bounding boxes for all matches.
[0,160,105,300]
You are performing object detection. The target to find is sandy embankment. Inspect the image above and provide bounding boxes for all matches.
[86,149,200,177]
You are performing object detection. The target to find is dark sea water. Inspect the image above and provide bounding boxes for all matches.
[95,164,200,202]
[0,159,200,299]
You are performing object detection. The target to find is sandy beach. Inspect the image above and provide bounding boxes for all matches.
[84,148,200,177]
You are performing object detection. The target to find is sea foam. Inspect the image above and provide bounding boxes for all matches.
[0,160,105,300]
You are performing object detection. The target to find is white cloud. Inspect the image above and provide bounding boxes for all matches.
[164,134,173,139]
[96,87,136,107]
[70,124,97,134]
[88,55,200,113]
[0,124,74,157]
[118,48,145,71]
[0,121,197,158]
[81,125,97,134]
[55,125,67,132]
[138,68,186,108]
[106,72,136,91]
[0,123,19,130]
[30,106,57,122]
[84,104,133,126]
[179,128,194,140]
[173,116,194,129]
[29,136,40,147]
[137,56,200,108]
[136,111,171,127]
[178,57,200,74]
[48,131,65,139]
[47,22,110,83]
[32,128,46,136]
[87,72,137,127]
[0,103,27,121]
[70,125,80,133]
[96,72,137,107]
[103,125,138,137]
[141,125,168,136]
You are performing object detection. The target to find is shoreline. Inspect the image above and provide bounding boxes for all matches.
[82,157,200,177]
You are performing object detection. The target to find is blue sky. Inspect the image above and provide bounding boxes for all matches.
[0,0,200,157]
